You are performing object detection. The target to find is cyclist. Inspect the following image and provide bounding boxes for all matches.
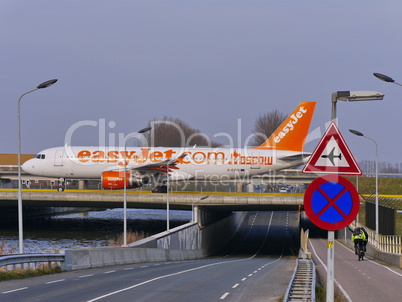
[352,227,367,255]
[360,227,369,252]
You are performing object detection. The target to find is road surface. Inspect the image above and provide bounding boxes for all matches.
[1,211,299,302]
[310,238,402,302]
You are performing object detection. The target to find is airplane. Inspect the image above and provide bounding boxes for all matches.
[22,101,316,193]
[321,147,342,166]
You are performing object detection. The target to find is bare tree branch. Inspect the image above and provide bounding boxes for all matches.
[251,110,286,146]
[136,116,222,147]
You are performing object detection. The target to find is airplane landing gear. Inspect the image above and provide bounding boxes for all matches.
[58,178,65,192]
[152,185,167,193]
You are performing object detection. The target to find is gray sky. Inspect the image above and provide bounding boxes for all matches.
[1,1,401,165]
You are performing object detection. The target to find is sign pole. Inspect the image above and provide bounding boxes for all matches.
[302,122,362,302]
[326,230,335,302]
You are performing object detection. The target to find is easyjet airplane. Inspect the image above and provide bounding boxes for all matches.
[22,102,316,192]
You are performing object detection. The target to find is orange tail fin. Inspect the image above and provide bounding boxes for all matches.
[254,102,316,152]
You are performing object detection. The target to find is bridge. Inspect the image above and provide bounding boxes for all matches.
[0,189,303,211]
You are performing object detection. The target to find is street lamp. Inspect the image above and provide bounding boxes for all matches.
[327,90,383,302]
[192,195,210,222]
[166,153,187,231]
[123,126,152,247]
[331,91,384,121]
[17,79,58,254]
[349,129,379,246]
[373,73,402,86]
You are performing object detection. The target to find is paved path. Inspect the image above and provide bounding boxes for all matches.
[309,238,402,302]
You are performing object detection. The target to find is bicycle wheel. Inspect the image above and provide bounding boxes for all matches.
[357,244,362,261]
[358,243,364,261]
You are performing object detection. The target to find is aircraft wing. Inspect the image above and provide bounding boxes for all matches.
[120,153,189,175]
[278,153,311,162]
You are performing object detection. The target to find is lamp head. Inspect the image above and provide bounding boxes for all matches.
[349,129,364,137]
[37,79,58,89]
[373,73,395,83]
[138,127,152,134]
[336,90,384,102]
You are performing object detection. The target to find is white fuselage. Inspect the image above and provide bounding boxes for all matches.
[22,146,303,182]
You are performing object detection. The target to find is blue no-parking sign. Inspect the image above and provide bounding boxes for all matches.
[303,175,360,231]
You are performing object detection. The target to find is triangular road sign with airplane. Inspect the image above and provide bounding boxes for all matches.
[302,122,362,175]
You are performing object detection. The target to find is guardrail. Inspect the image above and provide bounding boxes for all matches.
[0,254,65,272]
[284,257,316,301]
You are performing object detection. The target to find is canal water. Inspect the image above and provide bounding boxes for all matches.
[0,209,192,254]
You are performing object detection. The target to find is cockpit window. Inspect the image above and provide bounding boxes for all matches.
[35,154,41,159]
[41,154,45,159]
[35,154,46,159]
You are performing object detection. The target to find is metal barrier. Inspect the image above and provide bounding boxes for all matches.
[284,257,316,302]
[0,254,65,272]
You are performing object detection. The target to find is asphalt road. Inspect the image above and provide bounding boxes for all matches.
[1,211,299,302]
[310,238,402,302]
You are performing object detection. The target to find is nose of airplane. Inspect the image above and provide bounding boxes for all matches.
[22,159,34,174]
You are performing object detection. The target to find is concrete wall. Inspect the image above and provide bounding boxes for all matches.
[336,227,402,268]
[63,211,247,271]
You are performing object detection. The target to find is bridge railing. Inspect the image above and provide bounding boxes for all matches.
[0,254,65,272]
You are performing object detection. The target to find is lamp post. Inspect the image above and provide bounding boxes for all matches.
[327,90,383,302]
[349,129,379,246]
[192,195,210,222]
[17,79,58,254]
[373,73,402,86]
[167,162,170,231]
[166,153,187,231]
[123,126,151,247]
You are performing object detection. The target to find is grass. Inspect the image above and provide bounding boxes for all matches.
[108,231,147,246]
[347,176,402,196]
[0,266,63,281]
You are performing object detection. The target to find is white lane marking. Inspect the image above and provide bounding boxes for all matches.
[220,292,230,299]
[79,274,94,278]
[124,268,134,271]
[248,274,253,277]
[368,259,402,277]
[104,270,116,274]
[309,240,352,302]
[2,287,28,294]
[232,283,239,289]
[87,213,281,302]
[86,257,256,302]
[241,278,247,281]
[46,279,65,284]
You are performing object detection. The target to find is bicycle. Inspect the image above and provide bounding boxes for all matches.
[356,240,365,261]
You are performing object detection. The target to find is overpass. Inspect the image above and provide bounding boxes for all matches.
[0,189,303,211]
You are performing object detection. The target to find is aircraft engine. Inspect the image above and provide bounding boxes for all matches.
[101,171,150,189]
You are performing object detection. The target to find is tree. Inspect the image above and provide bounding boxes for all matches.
[250,110,286,146]
[137,116,222,147]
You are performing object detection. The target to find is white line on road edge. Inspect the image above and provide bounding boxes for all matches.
[309,240,352,302]
[86,258,252,302]
[337,241,402,278]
